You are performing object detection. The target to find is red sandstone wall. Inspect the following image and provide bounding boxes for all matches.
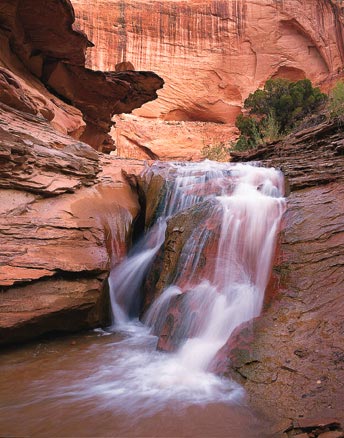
[73,0,344,159]
[74,0,344,121]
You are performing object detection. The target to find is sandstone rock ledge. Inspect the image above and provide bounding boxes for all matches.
[0,102,144,346]
[0,103,144,345]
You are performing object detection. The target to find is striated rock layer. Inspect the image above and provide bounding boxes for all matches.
[0,101,145,345]
[73,0,344,159]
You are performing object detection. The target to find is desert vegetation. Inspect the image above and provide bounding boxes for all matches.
[232,78,327,152]
[329,79,344,119]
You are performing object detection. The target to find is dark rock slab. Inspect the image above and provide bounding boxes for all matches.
[230,118,344,190]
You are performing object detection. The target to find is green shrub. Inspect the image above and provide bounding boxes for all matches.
[234,114,263,151]
[261,111,281,142]
[329,80,344,118]
[233,78,327,151]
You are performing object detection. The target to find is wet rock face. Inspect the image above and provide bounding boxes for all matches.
[142,199,218,321]
[0,277,108,346]
[155,291,213,353]
[138,170,166,229]
[73,0,344,159]
[284,418,344,438]
[225,183,344,427]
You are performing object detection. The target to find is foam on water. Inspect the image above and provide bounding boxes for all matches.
[104,160,286,414]
[51,324,245,417]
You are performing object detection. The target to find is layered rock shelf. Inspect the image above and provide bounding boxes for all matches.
[0,101,145,345]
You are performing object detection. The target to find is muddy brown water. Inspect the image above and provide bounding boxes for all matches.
[0,329,269,437]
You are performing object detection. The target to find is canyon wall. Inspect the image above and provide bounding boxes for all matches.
[73,0,344,159]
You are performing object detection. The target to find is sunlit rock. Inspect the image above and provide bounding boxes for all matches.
[73,0,344,159]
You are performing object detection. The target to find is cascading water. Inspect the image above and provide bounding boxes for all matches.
[0,161,287,437]
[108,161,235,326]
[108,220,167,324]
[105,160,286,412]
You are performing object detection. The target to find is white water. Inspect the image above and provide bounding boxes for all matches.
[107,160,286,412]
[108,220,167,325]
[108,160,232,326]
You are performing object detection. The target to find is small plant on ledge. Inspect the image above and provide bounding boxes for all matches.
[201,141,230,161]
[329,80,344,120]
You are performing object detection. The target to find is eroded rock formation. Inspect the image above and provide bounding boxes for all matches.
[73,0,344,159]
[0,100,145,345]
[0,0,163,152]
[0,0,162,345]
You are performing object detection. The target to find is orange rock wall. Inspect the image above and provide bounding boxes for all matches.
[73,0,344,159]
[0,100,144,345]
[0,0,153,344]
[74,0,344,118]
[0,0,163,153]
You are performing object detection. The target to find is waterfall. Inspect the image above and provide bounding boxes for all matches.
[106,161,286,410]
[108,220,167,325]
[108,160,235,326]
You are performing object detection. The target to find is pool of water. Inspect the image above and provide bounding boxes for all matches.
[0,327,269,437]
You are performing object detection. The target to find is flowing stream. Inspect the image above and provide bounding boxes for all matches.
[0,161,286,437]
[107,161,286,416]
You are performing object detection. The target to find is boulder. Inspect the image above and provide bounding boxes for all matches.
[142,199,220,347]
